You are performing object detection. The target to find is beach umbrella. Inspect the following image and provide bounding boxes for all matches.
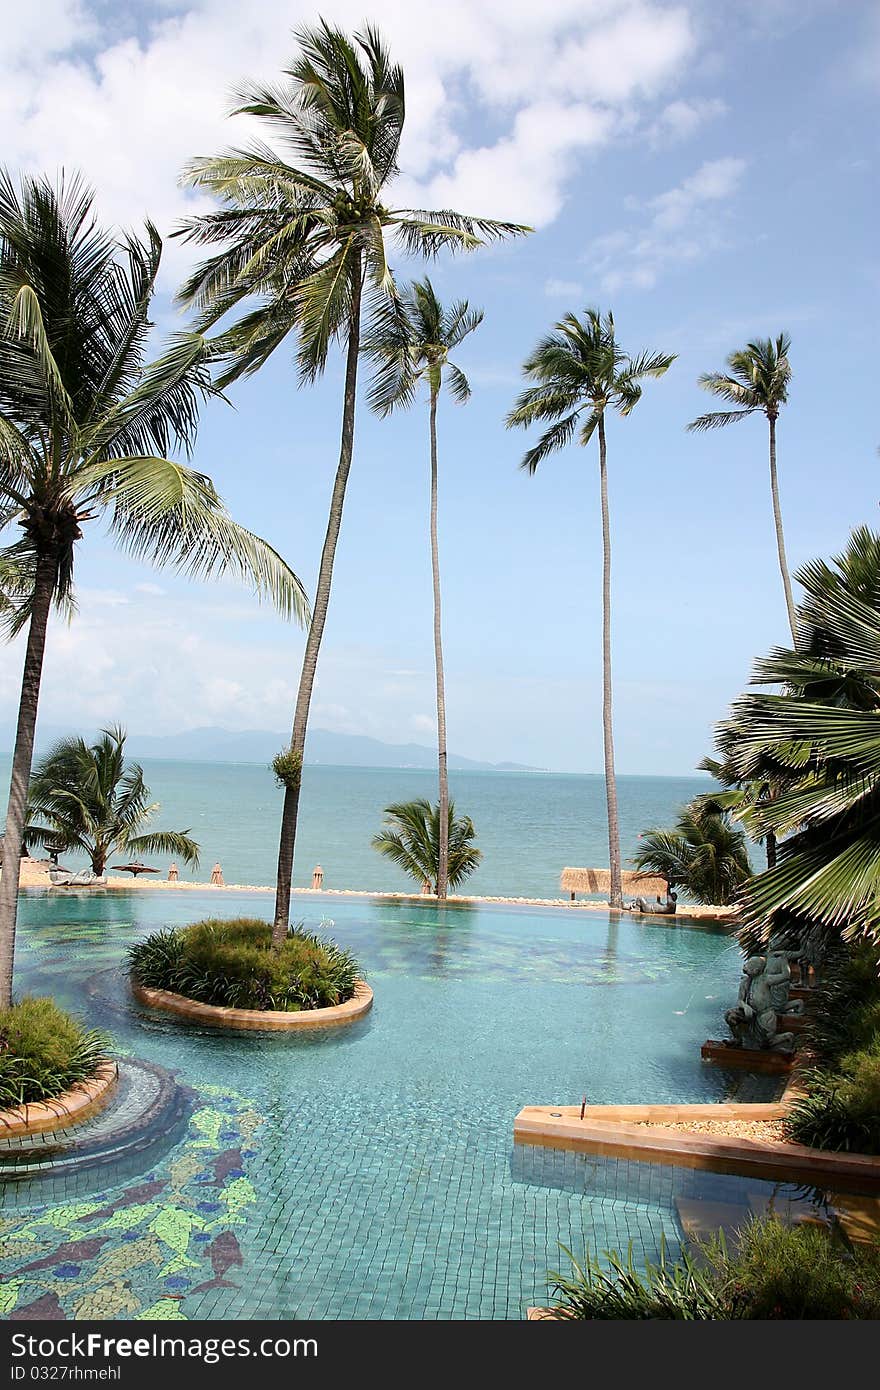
[112,862,160,877]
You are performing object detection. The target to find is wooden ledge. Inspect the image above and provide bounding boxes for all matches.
[131,978,373,1030]
[0,1060,118,1137]
[513,1103,880,1191]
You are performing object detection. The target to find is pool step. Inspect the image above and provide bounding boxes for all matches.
[0,1058,193,1201]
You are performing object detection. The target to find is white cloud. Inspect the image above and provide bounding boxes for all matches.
[648,97,726,145]
[585,155,747,292]
[0,0,706,278]
[545,278,584,299]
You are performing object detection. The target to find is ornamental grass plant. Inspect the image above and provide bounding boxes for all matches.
[0,996,108,1107]
[129,917,360,1012]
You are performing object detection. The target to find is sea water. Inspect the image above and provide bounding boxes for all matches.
[0,754,709,898]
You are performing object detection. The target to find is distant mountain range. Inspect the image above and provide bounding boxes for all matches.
[0,723,540,773]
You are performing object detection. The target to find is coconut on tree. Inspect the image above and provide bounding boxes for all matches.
[688,334,796,638]
[175,21,529,943]
[372,798,482,896]
[363,278,482,900]
[507,309,674,908]
[26,728,199,879]
[0,171,308,1006]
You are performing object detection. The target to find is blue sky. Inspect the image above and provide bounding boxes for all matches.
[1,0,877,773]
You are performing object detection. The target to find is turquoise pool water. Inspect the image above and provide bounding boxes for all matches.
[2,892,786,1320]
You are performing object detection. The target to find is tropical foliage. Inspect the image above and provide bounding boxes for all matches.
[507,309,673,907]
[26,727,199,878]
[363,278,482,900]
[175,20,526,941]
[688,334,795,637]
[0,996,108,1107]
[129,918,360,1012]
[785,942,880,1153]
[372,798,482,894]
[549,1219,880,1320]
[632,799,752,905]
[0,171,307,1005]
[718,527,880,950]
[698,743,783,869]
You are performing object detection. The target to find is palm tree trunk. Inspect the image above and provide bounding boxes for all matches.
[429,386,449,901]
[768,414,797,641]
[272,251,364,943]
[0,553,56,1007]
[766,830,777,872]
[598,414,622,909]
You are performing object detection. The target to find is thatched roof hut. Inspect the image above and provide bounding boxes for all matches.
[561,867,668,899]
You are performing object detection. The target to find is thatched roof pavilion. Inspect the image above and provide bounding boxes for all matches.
[561,867,668,900]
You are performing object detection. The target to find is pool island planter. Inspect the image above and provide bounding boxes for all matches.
[0,1060,118,1138]
[130,978,373,1030]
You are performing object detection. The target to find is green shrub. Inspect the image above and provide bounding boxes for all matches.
[548,1241,725,1320]
[129,917,361,1012]
[805,943,880,1066]
[716,1217,880,1319]
[549,1219,880,1320]
[786,1050,880,1154]
[783,942,880,1154]
[0,997,109,1107]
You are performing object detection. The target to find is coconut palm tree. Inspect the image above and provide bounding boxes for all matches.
[372,798,482,895]
[363,278,482,900]
[176,21,527,943]
[506,309,674,908]
[26,728,199,878]
[720,527,880,950]
[632,800,752,906]
[688,334,795,638]
[0,171,308,1006]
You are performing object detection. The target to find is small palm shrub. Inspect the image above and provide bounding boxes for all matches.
[0,997,109,1107]
[549,1220,880,1320]
[129,918,361,1012]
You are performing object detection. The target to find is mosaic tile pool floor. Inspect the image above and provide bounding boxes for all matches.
[1,891,796,1320]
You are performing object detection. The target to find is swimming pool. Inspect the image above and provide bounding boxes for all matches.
[1,891,785,1320]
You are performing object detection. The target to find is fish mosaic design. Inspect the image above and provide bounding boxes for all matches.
[0,1087,263,1321]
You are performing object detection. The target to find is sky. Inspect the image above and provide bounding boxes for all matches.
[1,0,877,774]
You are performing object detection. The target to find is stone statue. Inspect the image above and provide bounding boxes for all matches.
[724,954,795,1052]
[764,942,805,1016]
[630,891,678,916]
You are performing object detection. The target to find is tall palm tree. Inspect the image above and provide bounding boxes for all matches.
[0,171,308,1006]
[506,309,674,908]
[688,334,795,638]
[363,278,482,899]
[27,727,199,877]
[176,21,527,943]
[632,799,752,907]
[372,797,482,895]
